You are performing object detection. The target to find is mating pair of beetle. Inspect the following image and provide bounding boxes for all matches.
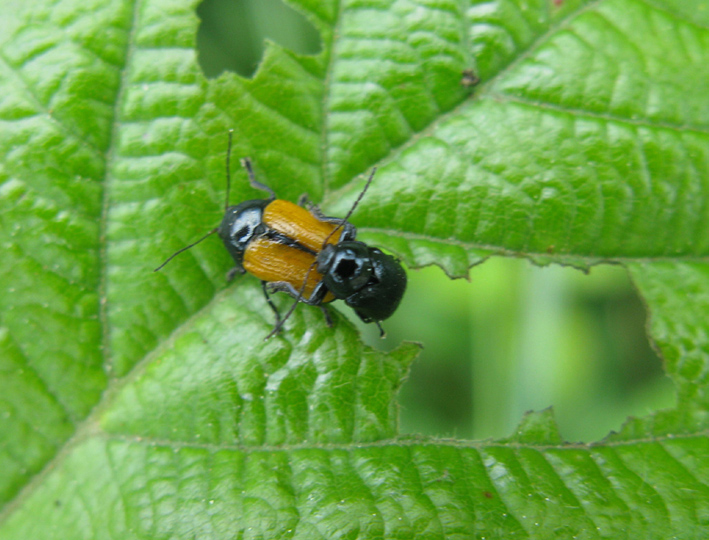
[156,134,407,339]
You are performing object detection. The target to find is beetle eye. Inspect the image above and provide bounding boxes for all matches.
[334,254,371,291]
[337,259,370,290]
[320,242,373,297]
[333,256,360,279]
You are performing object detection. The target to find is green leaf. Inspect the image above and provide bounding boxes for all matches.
[1,0,708,537]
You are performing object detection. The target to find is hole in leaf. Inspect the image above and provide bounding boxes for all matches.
[197,0,321,78]
[353,258,674,443]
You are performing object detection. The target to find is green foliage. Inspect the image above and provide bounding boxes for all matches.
[1,0,708,537]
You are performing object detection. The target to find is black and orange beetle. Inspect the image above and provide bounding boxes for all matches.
[155,132,407,338]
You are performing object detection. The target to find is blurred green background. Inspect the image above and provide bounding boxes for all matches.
[196,0,675,443]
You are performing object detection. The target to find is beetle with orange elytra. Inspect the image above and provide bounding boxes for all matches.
[155,131,407,339]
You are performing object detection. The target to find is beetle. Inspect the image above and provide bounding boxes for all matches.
[155,131,407,338]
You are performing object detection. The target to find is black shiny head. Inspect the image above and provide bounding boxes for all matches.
[316,241,407,323]
[217,199,269,267]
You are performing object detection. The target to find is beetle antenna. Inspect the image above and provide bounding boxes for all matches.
[320,167,377,249]
[155,131,237,273]
[241,157,276,199]
[154,227,219,272]
[225,129,234,212]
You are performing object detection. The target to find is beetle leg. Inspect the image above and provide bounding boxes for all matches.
[240,157,276,200]
[297,194,333,222]
[306,202,331,221]
[261,281,282,327]
[297,195,358,242]
[266,281,330,306]
[226,265,246,282]
[319,305,333,327]
[298,193,315,209]
[314,215,358,241]
[267,281,313,303]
